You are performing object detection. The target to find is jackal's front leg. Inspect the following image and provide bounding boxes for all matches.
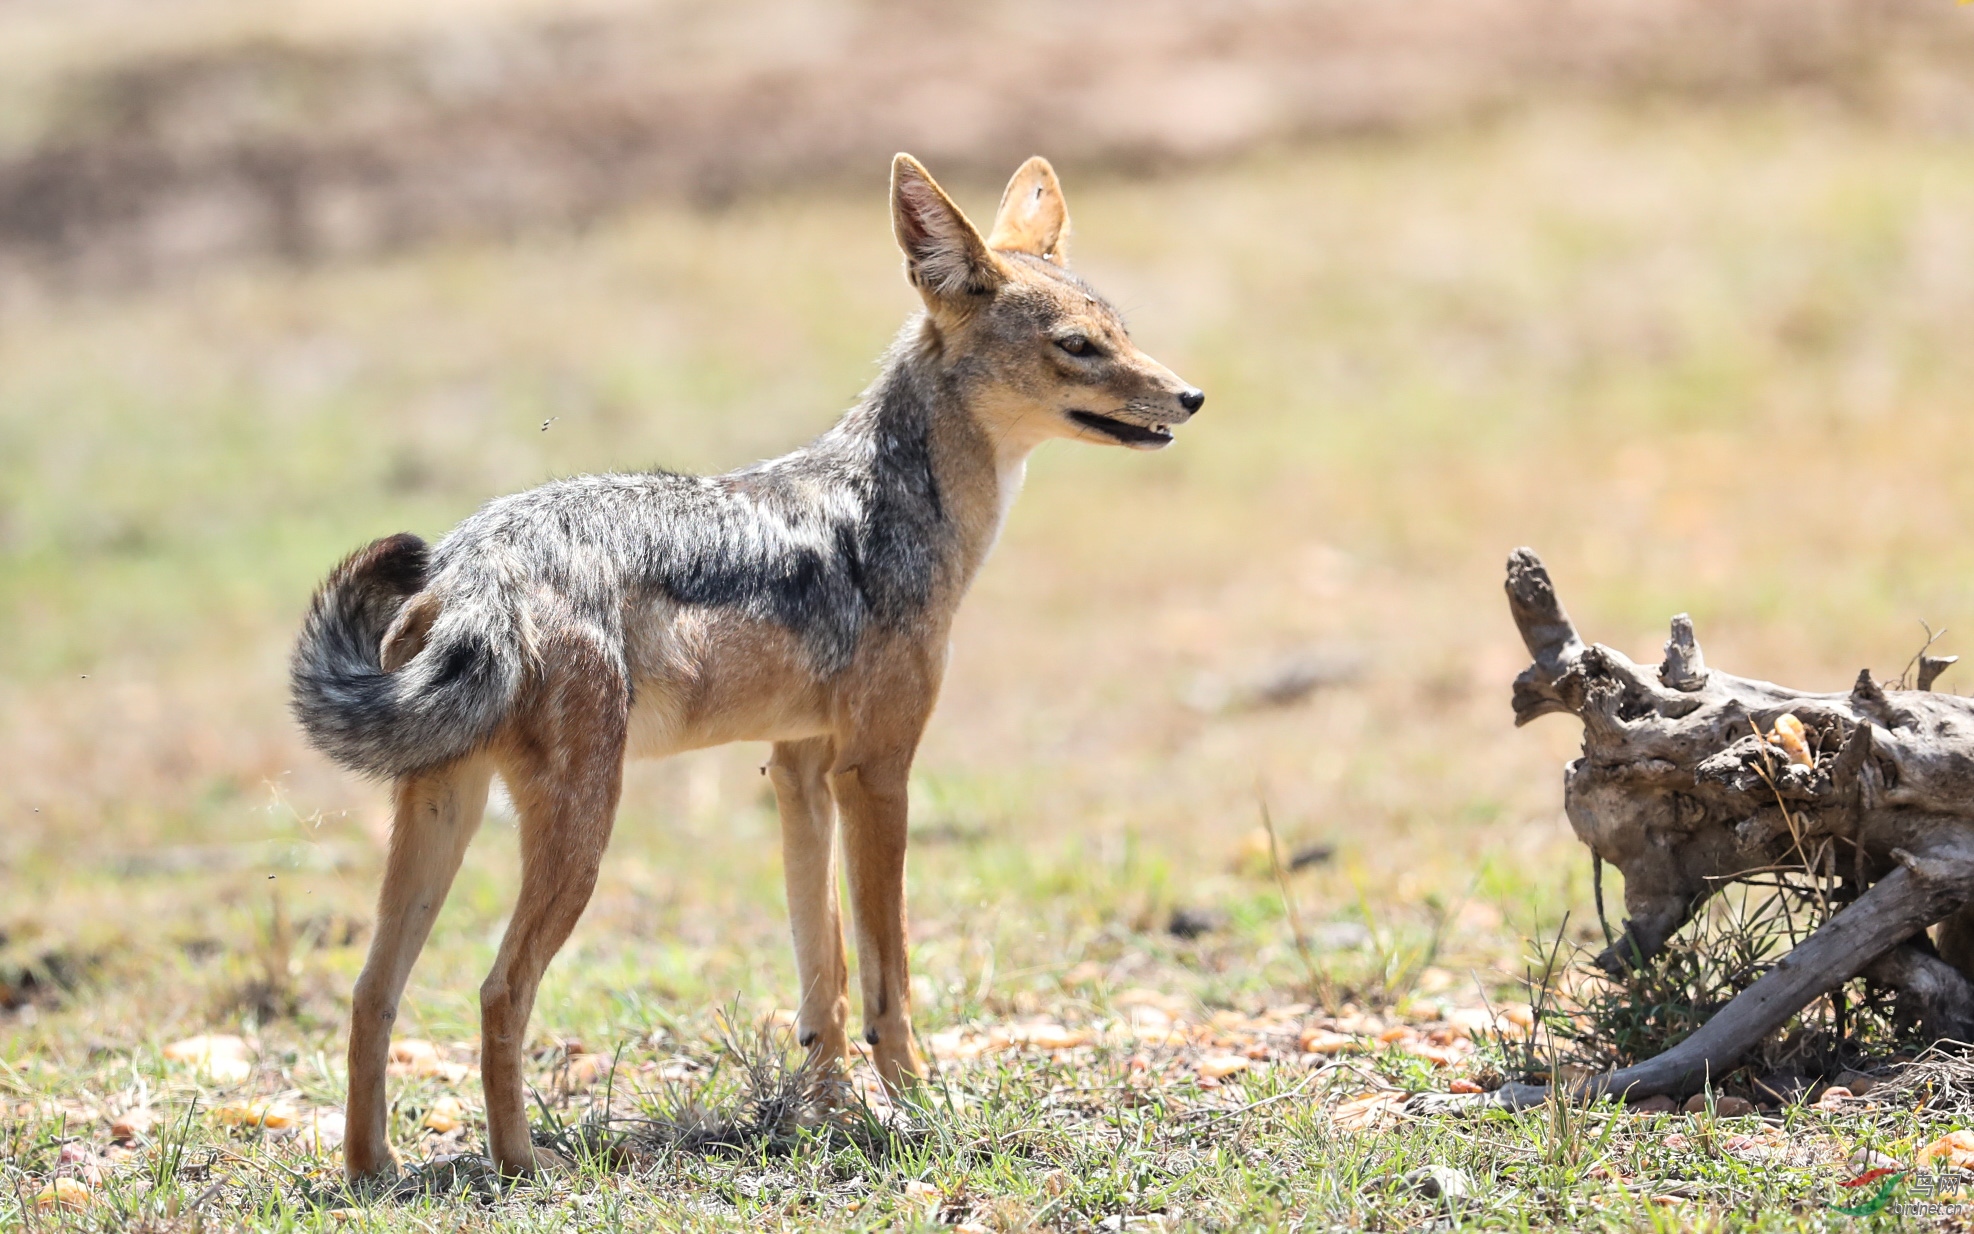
[769,738,850,1068]
[830,755,926,1092]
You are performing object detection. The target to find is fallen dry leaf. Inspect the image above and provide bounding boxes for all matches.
[388,1038,470,1083]
[300,1108,347,1152]
[1441,1008,1498,1039]
[163,1034,249,1064]
[1332,1091,1408,1131]
[54,1143,103,1185]
[214,1099,297,1130]
[927,1029,992,1060]
[1012,1023,1090,1051]
[1196,1053,1250,1080]
[110,1107,157,1141]
[1919,1130,1974,1170]
[1299,1029,1358,1055]
[35,1178,92,1211]
[1448,1078,1484,1094]
[163,1035,253,1083]
[1403,1042,1462,1067]
[423,1095,465,1134]
[207,1057,252,1084]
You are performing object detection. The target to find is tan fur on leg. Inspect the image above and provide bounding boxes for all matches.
[480,639,627,1176]
[770,737,851,1067]
[344,758,492,1182]
[831,755,926,1092]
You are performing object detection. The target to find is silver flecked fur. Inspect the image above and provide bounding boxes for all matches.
[291,329,953,779]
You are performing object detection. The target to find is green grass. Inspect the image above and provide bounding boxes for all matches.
[10,100,1974,1228]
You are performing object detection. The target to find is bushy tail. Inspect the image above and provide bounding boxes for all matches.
[290,533,523,779]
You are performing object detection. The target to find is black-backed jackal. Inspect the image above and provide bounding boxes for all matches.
[292,153,1203,1180]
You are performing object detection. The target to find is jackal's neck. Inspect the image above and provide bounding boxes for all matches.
[844,322,1035,598]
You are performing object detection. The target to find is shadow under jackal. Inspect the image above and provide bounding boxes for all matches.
[291,152,1203,1181]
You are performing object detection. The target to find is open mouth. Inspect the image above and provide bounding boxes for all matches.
[1067,410,1175,448]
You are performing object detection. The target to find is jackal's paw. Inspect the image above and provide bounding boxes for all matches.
[380,1153,508,1204]
[525,1145,578,1175]
[340,1163,402,1198]
[493,1144,576,1180]
[872,1050,927,1097]
[341,1144,405,1193]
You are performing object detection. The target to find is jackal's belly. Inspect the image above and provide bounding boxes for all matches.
[622,606,835,758]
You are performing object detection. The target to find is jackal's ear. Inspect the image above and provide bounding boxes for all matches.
[892,153,1004,304]
[988,156,1070,265]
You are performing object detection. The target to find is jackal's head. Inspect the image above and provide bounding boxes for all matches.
[891,154,1203,452]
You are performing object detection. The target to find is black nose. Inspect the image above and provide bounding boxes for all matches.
[1178,388,1205,414]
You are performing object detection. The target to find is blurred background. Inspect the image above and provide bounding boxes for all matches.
[5,0,1974,1045]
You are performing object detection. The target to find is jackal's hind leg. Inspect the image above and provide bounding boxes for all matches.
[832,754,926,1094]
[480,650,626,1177]
[770,738,851,1073]
[345,758,492,1182]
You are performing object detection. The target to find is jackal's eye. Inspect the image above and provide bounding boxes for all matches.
[1055,335,1095,357]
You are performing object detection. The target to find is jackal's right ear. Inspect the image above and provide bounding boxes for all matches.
[988,156,1070,265]
[891,154,1004,304]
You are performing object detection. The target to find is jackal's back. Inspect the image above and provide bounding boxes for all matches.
[420,381,949,679]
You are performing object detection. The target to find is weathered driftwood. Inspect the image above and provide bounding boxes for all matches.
[1418,549,1974,1112]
